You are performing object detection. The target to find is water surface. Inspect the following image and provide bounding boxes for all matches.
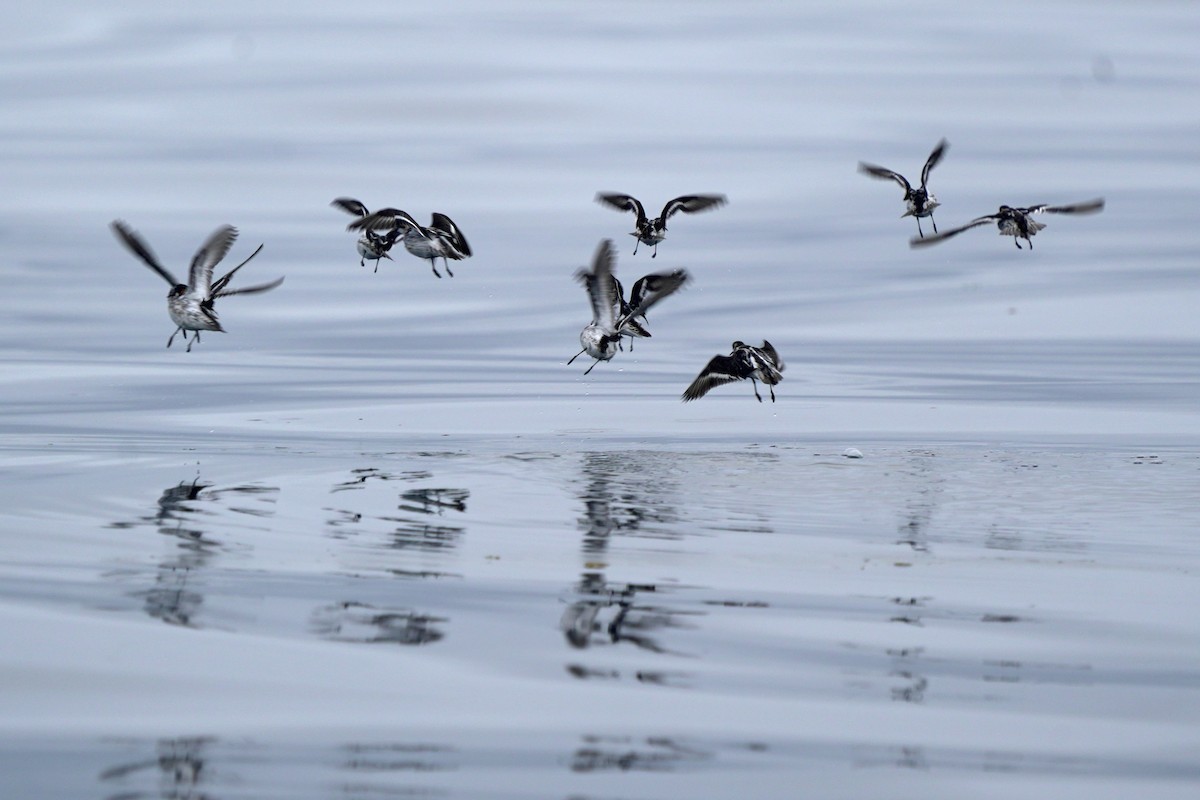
[2,1,1199,798]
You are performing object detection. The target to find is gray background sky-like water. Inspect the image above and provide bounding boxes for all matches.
[2,2,1199,798]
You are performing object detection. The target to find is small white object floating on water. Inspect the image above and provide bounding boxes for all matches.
[842,447,864,459]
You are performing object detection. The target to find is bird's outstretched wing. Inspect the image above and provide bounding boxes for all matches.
[1028,198,1105,216]
[626,269,689,318]
[211,275,284,300]
[574,239,618,328]
[429,212,472,257]
[660,194,727,220]
[330,197,369,217]
[188,225,238,299]
[348,208,424,234]
[596,193,648,225]
[682,354,746,402]
[110,220,180,287]
[210,243,268,296]
[858,162,913,194]
[909,214,998,248]
[920,139,949,188]
[759,340,785,375]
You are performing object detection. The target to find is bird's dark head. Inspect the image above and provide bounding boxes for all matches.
[168,284,187,299]
[731,340,746,350]
[998,205,1016,214]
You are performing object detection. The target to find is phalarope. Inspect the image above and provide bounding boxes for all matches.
[909,198,1105,250]
[568,239,689,375]
[331,197,400,272]
[348,208,471,278]
[858,139,949,238]
[595,193,726,257]
[111,221,283,352]
[682,340,785,403]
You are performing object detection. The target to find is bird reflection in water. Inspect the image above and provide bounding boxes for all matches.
[569,734,711,773]
[561,573,687,654]
[311,601,445,645]
[100,736,217,799]
[563,453,697,668]
[325,468,470,554]
[576,451,680,554]
[107,477,278,628]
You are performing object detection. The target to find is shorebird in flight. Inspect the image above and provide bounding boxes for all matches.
[111,221,283,352]
[858,139,949,238]
[568,239,689,375]
[331,197,401,271]
[347,208,471,278]
[682,340,785,403]
[595,193,727,257]
[909,198,1105,250]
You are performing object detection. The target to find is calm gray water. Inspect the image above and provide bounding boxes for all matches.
[2,2,1199,798]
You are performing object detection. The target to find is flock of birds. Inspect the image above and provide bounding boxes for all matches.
[108,141,1104,403]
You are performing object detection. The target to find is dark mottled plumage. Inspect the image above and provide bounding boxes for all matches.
[568,239,690,375]
[682,340,785,403]
[910,198,1105,250]
[595,193,726,257]
[111,221,282,352]
[858,139,949,238]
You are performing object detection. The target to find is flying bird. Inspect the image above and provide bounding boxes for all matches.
[858,139,949,238]
[909,198,1105,250]
[111,221,283,352]
[331,197,401,271]
[595,193,727,257]
[682,340,785,403]
[568,239,689,375]
[348,208,472,278]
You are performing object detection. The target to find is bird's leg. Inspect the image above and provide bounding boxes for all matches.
[373,257,381,273]
[1015,238,1023,249]
[186,332,198,353]
[360,256,366,267]
[166,327,181,349]
[430,259,442,278]
[567,348,586,366]
[769,384,776,403]
[651,242,658,258]
[751,378,762,403]
[916,217,925,238]
[931,213,938,234]
[583,359,601,375]
[445,257,454,278]
[631,239,640,256]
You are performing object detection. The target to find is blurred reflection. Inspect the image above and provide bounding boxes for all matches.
[339,741,455,772]
[311,601,445,645]
[100,736,216,799]
[399,487,469,515]
[98,737,458,798]
[894,450,942,553]
[325,469,469,555]
[569,735,711,772]
[331,467,432,493]
[888,595,929,627]
[887,646,928,704]
[108,477,278,628]
[562,452,698,673]
[576,452,680,555]
[560,573,693,655]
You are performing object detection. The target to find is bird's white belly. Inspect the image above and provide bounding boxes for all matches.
[403,234,440,260]
[168,297,220,332]
[580,325,617,361]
